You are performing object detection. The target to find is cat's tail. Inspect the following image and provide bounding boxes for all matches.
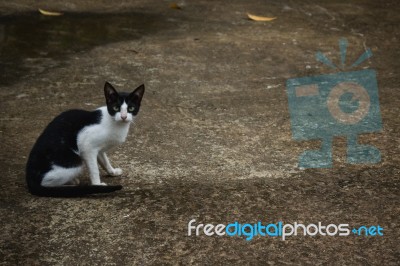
[28,185,123,197]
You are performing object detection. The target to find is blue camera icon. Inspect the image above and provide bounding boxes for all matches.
[286,39,382,168]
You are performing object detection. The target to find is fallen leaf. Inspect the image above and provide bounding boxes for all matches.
[38,8,63,16]
[169,3,182,10]
[247,13,276,22]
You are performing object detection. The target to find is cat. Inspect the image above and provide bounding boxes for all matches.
[26,81,145,197]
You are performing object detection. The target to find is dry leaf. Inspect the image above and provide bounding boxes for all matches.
[169,3,182,10]
[247,13,276,22]
[38,8,63,16]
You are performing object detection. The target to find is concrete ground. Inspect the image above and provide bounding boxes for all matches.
[0,0,399,264]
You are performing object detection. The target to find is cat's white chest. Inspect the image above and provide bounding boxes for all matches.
[106,123,130,145]
[77,108,131,153]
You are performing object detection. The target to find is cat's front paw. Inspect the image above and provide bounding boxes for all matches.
[93,182,107,186]
[109,168,123,176]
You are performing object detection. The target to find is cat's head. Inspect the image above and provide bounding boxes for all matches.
[104,82,145,123]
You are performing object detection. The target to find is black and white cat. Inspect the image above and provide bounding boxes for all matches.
[26,82,145,197]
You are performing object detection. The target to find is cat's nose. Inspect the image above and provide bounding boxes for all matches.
[121,114,127,120]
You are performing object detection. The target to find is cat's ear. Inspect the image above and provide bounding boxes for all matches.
[104,82,118,103]
[129,84,145,103]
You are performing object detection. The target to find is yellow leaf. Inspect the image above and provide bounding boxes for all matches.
[247,13,276,22]
[38,8,63,16]
[169,3,182,10]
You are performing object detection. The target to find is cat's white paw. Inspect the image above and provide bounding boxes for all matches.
[93,182,107,186]
[109,168,123,176]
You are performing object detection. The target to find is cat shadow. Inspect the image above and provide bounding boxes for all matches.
[85,187,153,201]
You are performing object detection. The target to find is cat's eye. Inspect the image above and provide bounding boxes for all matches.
[128,106,135,112]
[113,106,119,112]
